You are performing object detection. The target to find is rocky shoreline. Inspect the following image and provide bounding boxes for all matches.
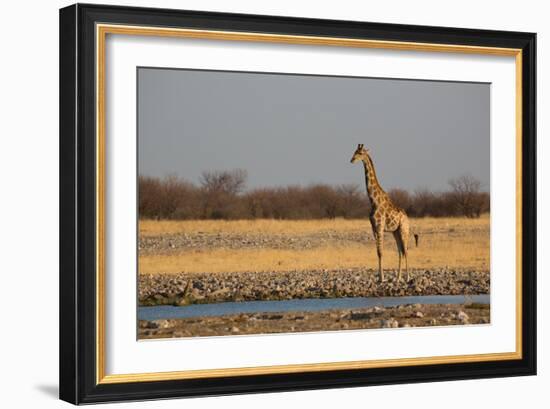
[138,302,490,339]
[139,268,489,306]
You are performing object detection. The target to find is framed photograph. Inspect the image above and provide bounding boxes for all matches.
[59,3,536,404]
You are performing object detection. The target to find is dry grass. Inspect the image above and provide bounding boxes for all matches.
[139,216,489,274]
[139,215,489,236]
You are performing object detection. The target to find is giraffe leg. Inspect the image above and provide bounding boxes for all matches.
[392,231,401,281]
[398,253,402,281]
[378,249,384,282]
[393,230,405,282]
[375,224,385,282]
[398,226,410,281]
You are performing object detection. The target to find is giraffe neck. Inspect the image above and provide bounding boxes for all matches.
[362,156,386,208]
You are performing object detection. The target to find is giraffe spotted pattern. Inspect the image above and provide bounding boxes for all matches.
[351,144,419,282]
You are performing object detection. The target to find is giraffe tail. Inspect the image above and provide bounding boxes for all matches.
[413,233,419,247]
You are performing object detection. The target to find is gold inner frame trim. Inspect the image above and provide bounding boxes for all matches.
[95,23,523,385]
[100,352,517,384]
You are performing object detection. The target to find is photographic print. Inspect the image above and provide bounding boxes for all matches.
[137,68,491,339]
[60,5,535,403]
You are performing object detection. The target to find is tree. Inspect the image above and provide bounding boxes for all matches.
[388,188,412,213]
[412,188,436,217]
[448,175,486,218]
[337,184,370,218]
[138,175,201,220]
[199,169,248,194]
[199,169,248,219]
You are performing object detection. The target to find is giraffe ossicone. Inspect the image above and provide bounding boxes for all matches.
[350,144,419,283]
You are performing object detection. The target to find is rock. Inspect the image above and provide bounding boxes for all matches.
[350,312,371,321]
[415,311,424,318]
[138,267,490,307]
[158,320,173,329]
[231,326,240,333]
[381,318,398,328]
[381,319,392,328]
[457,311,469,323]
[177,297,190,306]
[210,288,230,298]
[190,293,206,302]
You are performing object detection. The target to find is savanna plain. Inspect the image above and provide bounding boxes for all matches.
[138,215,490,338]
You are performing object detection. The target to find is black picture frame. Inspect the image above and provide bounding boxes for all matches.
[60,3,536,404]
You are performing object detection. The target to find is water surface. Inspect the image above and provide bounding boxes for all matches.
[138,294,489,321]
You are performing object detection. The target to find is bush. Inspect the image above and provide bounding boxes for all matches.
[138,171,489,220]
[448,175,490,218]
[139,175,201,220]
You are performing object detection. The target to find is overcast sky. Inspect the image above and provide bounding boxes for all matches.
[138,68,489,192]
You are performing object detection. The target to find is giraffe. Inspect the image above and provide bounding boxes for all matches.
[350,144,419,282]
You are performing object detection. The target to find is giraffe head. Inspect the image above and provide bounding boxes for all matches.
[350,144,370,164]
